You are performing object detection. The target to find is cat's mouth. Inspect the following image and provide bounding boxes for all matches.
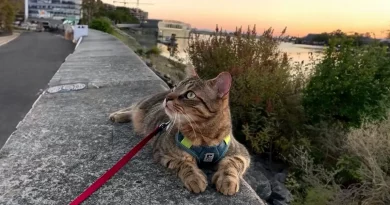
[163,98,175,116]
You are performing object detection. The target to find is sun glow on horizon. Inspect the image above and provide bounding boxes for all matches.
[104,0,390,38]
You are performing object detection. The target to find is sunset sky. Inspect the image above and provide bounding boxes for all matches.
[108,0,390,38]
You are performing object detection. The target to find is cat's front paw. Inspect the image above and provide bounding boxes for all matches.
[182,171,208,194]
[212,170,240,196]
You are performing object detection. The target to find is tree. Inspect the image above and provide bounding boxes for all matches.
[81,0,102,24]
[0,0,16,34]
[81,1,139,25]
[330,29,346,38]
[312,32,330,44]
[106,7,139,24]
[303,36,390,127]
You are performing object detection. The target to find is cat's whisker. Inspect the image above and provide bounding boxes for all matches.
[184,113,205,137]
[180,111,197,140]
[179,111,204,137]
[166,113,178,137]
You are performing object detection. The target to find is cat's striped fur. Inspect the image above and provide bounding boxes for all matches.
[109,71,250,195]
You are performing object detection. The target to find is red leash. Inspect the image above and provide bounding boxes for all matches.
[69,122,170,205]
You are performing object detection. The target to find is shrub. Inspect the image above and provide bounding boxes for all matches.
[145,46,162,56]
[300,186,335,205]
[286,145,340,205]
[303,37,390,128]
[187,26,307,158]
[89,17,113,34]
[135,48,145,56]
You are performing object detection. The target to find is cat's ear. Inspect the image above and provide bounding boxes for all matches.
[210,72,232,98]
[184,64,198,78]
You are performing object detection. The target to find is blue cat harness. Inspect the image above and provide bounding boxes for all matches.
[175,132,231,164]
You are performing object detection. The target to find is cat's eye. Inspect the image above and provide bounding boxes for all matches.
[171,85,177,92]
[186,91,196,99]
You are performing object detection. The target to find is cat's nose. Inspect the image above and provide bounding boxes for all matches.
[166,93,175,102]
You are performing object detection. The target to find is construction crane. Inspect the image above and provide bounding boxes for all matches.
[113,0,154,21]
[113,0,154,9]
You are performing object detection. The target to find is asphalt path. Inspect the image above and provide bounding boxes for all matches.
[0,32,74,148]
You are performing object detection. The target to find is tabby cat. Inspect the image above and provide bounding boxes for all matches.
[109,69,250,195]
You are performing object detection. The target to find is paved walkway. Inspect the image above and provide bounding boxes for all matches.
[0,32,74,148]
[0,33,20,46]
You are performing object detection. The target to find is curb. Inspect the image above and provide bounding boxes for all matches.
[75,36,83,50]
[0,33,20,47]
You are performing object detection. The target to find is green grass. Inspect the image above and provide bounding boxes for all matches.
[111,28,142,51]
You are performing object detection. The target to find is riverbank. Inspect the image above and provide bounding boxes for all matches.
[112,27,186,87]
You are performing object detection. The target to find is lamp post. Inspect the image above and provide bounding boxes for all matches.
[25,0,29,22]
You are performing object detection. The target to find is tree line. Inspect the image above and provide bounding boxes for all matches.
[295,29,390,46]
[81,0,139,25]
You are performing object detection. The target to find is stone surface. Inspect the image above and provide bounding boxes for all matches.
[49,32,161,89]
[0,29,264,205]
[256,180,272,200]
[270,179,293,203]
[274,172,288,184]
[272,199,288,205]
[244,157,292,205]
[244,158,273,201]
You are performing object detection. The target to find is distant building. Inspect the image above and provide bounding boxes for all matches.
[25,0,82,23]
[138,19,191,40]
[140,19,160,28]
[138,19,161,37]
[157,20,191,40]
[103,3,116,11]
[129,8,148,21]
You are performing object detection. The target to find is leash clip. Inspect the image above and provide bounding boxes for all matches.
[159,121,171,130]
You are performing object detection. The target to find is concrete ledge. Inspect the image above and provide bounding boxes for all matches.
[0,29,264,205]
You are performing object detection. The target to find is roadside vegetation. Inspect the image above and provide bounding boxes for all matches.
[80,0,138,25]
[89,17,113,34]
[187,25,390,204]
[0,0,22,34]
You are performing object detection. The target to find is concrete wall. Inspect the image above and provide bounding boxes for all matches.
[0,29,264,205]
[117,24,141,28]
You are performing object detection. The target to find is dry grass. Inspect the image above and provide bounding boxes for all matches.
[148,54,186,84]
[342,119,390,205]
[287,117,390,205]
[111,27,143,51]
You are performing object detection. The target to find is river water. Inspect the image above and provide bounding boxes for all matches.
[157,37,324,65]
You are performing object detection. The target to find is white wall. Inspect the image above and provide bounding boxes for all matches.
[73,25,89,42]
